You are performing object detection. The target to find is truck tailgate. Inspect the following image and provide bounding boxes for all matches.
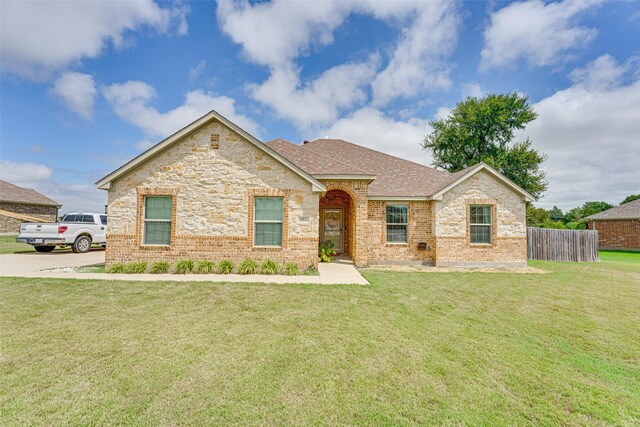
[19,223,61,239]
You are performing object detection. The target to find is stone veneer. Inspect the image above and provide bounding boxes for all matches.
[106,120,319,267]
[434,170,527,267]
[0,202,58,234]
[587,219,640,250]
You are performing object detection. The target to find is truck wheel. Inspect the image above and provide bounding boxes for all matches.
[72,236,92,253]
[34,246,55,253]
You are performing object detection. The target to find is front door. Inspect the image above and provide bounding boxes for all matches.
[321,208,343,253]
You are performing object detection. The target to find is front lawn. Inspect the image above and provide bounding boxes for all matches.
[0,235,71,255]
[1,254,638,425]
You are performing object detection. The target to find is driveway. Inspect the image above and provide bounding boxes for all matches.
[0,249,105,276]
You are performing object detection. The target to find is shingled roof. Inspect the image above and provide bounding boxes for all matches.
[268,138,465,197]
[585,199,640,220]
[0,180,60,206]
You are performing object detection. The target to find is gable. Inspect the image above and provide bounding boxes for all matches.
[96,111,325,192]
[431,163,535,202]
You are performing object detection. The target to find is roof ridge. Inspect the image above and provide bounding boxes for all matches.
[266,139,371,175]
[304,138,449,175]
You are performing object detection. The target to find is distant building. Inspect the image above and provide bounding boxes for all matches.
[0,180,61,234]
[586,199,640,251]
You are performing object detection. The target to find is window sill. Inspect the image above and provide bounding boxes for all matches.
[385,242,408,246]
[252,245,283,250]
[140,244,172,250]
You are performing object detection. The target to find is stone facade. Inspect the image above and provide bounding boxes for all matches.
[587,220,640,250]
[106,120,319,267]
[0,202,58,234]
[434,170,527,267]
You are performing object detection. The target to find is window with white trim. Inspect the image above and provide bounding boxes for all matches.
[386,204,408,243]
[254,197,283,246]
[143,196,172,245]
[470,205,491,244]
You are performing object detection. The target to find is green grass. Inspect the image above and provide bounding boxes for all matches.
[0,235,65,254]
[1,254,639,425]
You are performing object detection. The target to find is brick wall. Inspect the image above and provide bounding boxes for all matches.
[319,189,353,255]
[106,234,318,268]
[588,220,640,250]
[0,202,57,234]
[365,200,435,264]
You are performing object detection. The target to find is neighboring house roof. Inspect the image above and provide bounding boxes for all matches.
[0,180,60,206]
[585,199,640,220]
[95,111,326,193]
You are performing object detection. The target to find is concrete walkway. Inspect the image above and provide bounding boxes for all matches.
[0,251,368,285]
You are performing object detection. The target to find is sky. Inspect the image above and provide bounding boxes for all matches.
[1,0,639,214]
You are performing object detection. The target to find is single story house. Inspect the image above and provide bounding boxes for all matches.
[0,180,60,234]
[97,111,534,268]
[585,199,640,250]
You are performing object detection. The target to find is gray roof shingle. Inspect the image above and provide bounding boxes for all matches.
[0,180,60,206]
[267,138,455,197]
[585,199,640,220]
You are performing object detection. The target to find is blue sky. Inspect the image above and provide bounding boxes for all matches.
[1,0,639,214]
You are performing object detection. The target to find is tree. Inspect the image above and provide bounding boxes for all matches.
[566,201,614,223]
[526,205,549,227]
[423,93,548,199]
[620,194,640,205]
[548,206,566,223]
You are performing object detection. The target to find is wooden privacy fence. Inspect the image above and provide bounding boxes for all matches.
[527,227,599,262]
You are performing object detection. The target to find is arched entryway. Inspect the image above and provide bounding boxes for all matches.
[319,189,355,257]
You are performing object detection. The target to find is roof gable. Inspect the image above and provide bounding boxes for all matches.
[96,111,326,192]
[0,180,60,206]
[430,163,536,202]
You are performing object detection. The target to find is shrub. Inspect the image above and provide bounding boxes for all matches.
[318,240,336,262]
[124,261,147,274]
[173,259,194,274]
[194,260,215,274]
[218,259,234,274]
[283,262,299,276]
[149,261,170,274]
[106,262,125,273]
[238,259,258,275]
[260,259,279,274]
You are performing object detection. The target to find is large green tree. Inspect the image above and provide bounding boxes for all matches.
[423,93,548,199]
[620,194,640,205]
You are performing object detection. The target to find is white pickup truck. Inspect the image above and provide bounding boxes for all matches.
[16,213,107,253]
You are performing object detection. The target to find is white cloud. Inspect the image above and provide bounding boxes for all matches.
[568,54,628,90]
[216,0,348,68]
[318,107,432,164]
[217,0,460,125]
[250,59,378,128]
[460,82,486,98]
[369,1,459,105]
[481,0,602,70]
[188,60,207,81]
[103,80,260,148]
[0,0,189,79]
[50,72,97,119]
[522,56,640,209]
[0,160,106,214]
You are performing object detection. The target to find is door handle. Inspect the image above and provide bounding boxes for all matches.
[100,227,105,230]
